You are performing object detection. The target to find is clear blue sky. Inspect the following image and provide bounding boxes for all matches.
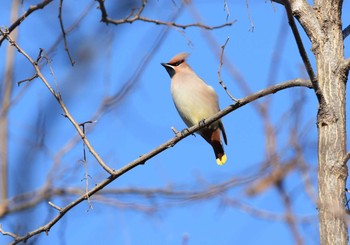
[1,1,349,244]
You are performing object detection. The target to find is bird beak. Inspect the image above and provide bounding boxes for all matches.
[161,63,175,78]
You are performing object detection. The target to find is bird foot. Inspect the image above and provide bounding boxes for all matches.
[180,128,190,135]
[199,119,206,126]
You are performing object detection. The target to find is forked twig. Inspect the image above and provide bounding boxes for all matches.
[218,37,238,102]
[0,29,114,175]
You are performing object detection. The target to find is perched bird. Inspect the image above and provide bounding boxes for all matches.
[161,52,228,165]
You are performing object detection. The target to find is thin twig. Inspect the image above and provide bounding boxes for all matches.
[41,49,60,92]
[223,0,230,21]
[108,16,235,30]
[58,0,75,65]
[17,74,39,86]
[96,0,108,22]
[171,126,180,135]
[79,121,94,210]
[223,197,316,223]
[217,37,238,102]
[0,224,18,239]
[48,201,62,211]
[343,24,350,40]
[95,0,235,30]
[47,1,95,57]
[277,185,304,245]
[245,0,255,31]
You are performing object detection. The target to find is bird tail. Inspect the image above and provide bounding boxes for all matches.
[211,140,227,165]
[201,127,227,165]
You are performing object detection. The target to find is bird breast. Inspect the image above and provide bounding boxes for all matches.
[171,73,220,128]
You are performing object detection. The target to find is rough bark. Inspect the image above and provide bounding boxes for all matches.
[315,16,348,245]
[287,0,349,243]
[312,1,348,244]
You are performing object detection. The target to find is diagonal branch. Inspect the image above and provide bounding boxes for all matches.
[0,0,54,46]
[282,0,325,105]
[0,29,114,175]
[217,37,238,101]
[343,24,350,40]
[3,77,312,244]
[58,0,75,65]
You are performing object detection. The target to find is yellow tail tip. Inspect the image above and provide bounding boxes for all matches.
[216,154,227,166]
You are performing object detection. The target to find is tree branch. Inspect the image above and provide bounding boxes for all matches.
[343,24,350,40]
[0,0,54,46]
[95,0,235,30]
[0,29,114,175]
[217,37,238,101]
[0,224,17,239]
[3,77,312,244]
[0,0,20,221]
[282,0,325,105]
[58,0,75,65]
[96,0,108,22]
[342,58,350,74]
[343,152,350,165]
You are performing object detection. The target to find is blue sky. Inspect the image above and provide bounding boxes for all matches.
[1,0,349,244]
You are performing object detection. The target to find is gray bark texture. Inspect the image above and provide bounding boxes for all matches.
[289,0,349,244]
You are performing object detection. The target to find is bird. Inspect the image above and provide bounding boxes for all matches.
[161,52,228,165]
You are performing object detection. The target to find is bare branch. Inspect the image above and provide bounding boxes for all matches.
[58,0,75,65]
[95,0,235,30]
[171,126,180,135]
[0,30,114,175]
[223,0,230,21]
[109,16,235,30]
[277,185,304,245]
[47,1,95,57]
[343,24,350,40]
[342,58,350,73]
[96,0,108,22]
[0,0,54,46]
[0,224,18,239]
[4,77,312,244]
[48,201,62,211]
[217,37,238,102]
[246,160,296,196]
[0,176,245,217]
[80,121,93,210]
[245,0,255,31]
[282,0,325,105]
[343,152,350,165]
[17,74,39,86]
[223,197,316,223]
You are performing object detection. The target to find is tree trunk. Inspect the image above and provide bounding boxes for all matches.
[313,1,348,244]
[288,0,349,243]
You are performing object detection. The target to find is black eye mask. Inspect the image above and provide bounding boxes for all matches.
[170,59,184,66]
